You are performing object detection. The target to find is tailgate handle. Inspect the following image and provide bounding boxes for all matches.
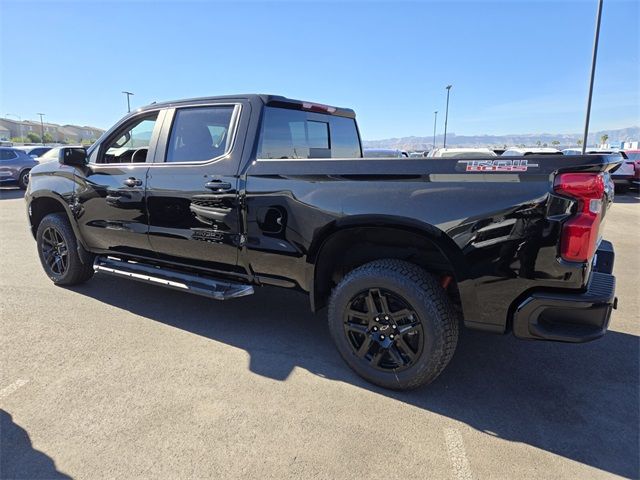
[205,180,233,192]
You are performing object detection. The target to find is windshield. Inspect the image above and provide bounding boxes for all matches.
[39,148,61,160]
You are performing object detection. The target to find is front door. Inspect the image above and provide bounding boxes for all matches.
[75,111,163,256]
[145,103,244,274]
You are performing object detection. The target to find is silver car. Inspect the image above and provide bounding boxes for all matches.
[0,147,39,189]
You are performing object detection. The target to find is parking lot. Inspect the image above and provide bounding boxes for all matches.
[0,187,638,479]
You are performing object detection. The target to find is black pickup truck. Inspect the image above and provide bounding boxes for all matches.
[25,94,619,390]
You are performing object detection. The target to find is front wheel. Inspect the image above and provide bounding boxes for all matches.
[328,260,458,390]
[36,213,94,286]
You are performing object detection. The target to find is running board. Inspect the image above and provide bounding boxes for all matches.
[93,256,254,300]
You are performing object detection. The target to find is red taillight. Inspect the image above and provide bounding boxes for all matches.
[554,172,605,262]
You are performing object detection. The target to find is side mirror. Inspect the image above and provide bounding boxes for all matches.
[59,147,87,167]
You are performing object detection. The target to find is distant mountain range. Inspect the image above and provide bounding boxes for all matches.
[362,126,640,151]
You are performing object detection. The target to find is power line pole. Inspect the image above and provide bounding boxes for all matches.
[433,111,438,150]
[122,91,134,113]
[37,113,46,145]
[443,85,452,148]
[582,0,604,153]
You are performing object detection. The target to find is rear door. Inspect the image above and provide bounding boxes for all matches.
[0,149,20,183]
[76,110,165,256]
[145,102,246,274]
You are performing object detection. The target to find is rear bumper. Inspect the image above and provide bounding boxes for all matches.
[512,241,616,343]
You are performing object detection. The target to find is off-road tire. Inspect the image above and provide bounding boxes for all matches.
[36,213,94,286]
[328,259,458,390]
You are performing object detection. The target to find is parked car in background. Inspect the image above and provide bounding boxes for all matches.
[427,147,496,158]
[624,150,640,188]
[408,151,427,158]
[625,150,640,190]
[15,146,53,158]
[0,147,38,189]
[502,147,562,156]
[363,148,408,158]
[562,148,620,155]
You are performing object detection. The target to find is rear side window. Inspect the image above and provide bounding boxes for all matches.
[0,149,18,160]
[167,106,236,163]
[257,107,361,159]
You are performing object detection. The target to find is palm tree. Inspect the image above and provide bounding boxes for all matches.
[600,134,609,146]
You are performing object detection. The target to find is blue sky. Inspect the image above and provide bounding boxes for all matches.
[1,0,638,139]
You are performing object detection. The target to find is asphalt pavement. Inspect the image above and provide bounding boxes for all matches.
[1,187,638,479]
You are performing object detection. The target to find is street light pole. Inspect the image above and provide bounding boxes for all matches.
[582,0,604,154]
[122,91,134,113]
[433,111,438,150]
[443,85,452,148]
[5,113,23,142]
[37,113,46,145]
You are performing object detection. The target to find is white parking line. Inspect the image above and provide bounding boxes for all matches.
[444,427,473,480]
[0,378,29,400]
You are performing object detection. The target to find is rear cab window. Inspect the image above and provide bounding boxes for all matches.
[257,107,361,159]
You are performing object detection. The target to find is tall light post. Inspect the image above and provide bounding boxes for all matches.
[122,91,134,113]
[443,85,452,148]
[5,113,23,141]
[582,0,604,153]
[432,111,438,150]
[37,113,46,145]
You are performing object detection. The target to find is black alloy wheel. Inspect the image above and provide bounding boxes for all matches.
[40,226,69,276]
[343,288,423,372]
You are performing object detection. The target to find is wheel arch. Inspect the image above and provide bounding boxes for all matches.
[28,193,78,241]
[309,215,470,314]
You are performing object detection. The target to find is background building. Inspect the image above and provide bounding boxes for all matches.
[0,117,104,144]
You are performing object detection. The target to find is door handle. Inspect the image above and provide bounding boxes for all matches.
[205,180,233,192]
[123,177,143,187]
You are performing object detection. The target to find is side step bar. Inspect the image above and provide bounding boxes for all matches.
[93,256,254,300]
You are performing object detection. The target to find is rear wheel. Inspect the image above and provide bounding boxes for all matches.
[36,213,94,286]
[17,170,30,189]
[328,259,458,390]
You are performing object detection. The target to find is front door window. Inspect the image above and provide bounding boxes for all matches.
[98,113,158,164]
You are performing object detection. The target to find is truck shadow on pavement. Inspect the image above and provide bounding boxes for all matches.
[0,410,71,479]
[72,276,639,478]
